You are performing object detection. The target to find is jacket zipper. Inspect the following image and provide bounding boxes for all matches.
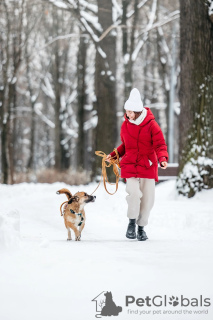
[135,127,141,176]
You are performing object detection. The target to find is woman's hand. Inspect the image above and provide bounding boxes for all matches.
[105,154,112,163]
[160,161,168,169]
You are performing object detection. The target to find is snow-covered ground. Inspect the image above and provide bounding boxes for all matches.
[0,180,213,320]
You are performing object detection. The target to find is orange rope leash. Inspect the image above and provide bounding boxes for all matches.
[91,149,121,195]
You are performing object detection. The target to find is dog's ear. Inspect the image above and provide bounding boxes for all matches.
[56,188,72,200]
[68,198,73,204]
[68,196,79,204]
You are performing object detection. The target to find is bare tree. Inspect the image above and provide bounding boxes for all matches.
[0,0,25,183]
[93,0,117,179]
[76,32,88,170]
[177,0,213,197]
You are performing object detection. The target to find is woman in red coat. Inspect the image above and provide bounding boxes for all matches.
[106,88,168,241]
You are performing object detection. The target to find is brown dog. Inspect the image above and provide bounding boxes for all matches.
[56,188,96,241]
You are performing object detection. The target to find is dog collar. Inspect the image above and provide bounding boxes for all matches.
[70,209,82,216]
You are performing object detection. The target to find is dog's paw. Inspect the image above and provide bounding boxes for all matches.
[75,236,81,241]
[67,238,72,241]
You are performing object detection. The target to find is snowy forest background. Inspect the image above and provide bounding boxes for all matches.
[0,0,213,198]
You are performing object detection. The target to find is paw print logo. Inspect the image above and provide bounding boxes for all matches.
[169,296,179,307]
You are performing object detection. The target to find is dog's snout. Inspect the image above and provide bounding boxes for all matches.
[91,195,96,202]
[85,194,96,203]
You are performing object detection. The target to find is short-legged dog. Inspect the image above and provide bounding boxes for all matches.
[56,188,96,241]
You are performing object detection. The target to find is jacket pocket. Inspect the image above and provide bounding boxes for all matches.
[148,152,157,165]
[137,155,150,169]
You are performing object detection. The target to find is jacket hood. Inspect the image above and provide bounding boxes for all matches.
[124,107,155,127]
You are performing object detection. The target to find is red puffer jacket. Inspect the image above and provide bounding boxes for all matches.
[110,107,168,182]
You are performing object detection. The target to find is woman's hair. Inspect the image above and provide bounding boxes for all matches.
[134,111,142,120]
[126,111,142,120]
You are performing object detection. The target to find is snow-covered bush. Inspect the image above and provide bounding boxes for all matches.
[176,156,213,198]
[0,210,20,249]
[207,0,213,23]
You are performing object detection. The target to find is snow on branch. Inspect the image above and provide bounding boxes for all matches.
[166,10,180,18]
[145,12,179,34]
[131,10,179,62]
[132,0,157,62]
[84,111,98,131]
[158,26,173,66]
[34,103,55,128]
[49,0,69,9]
[41,77,55,100]
[48,0,149,47]
[79,0,98,13]
[80,17,100,42]
[62,127,78,140]
[127,0,149,18]
[137,10,179,37]
[66,90,77,107]
[148,11,179,32]
[112,0,122,22]
[112,0,122,15]
[138,0,150,9]
[80,11,102,32]
[97,46,107,59]
[67,0,78,9]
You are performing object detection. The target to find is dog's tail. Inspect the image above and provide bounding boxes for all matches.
[56,188,72,200]
[60,201,68,216]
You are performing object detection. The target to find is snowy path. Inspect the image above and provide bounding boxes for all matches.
[0,181,213,320]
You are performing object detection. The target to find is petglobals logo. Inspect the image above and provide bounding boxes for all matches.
[92,292,211,318]
[92,291,122,318]
[125,295,211,308]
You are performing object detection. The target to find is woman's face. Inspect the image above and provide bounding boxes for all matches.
[126,110,135,120]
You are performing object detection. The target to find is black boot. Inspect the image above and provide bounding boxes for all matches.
[126,219,136,239]
[137,226,148,241]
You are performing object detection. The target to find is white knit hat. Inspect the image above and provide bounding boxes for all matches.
[124,88,143,112]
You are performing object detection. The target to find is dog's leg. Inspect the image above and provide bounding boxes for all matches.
[69,225,81,241]
[78,221,85,240]
[67,228,72,241]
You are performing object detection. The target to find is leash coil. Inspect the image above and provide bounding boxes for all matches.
[91,149,121,195]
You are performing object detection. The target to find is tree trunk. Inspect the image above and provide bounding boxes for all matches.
[54,46,62,170]
[52,10,67,171]
[93,0,117,181]
[1,122,9,184]
[122,0,138,99]
[77,34,87,171]
[27,103,36,171]
[8,81,16,184]
[26,40,36,172]
[177,0,213,197]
